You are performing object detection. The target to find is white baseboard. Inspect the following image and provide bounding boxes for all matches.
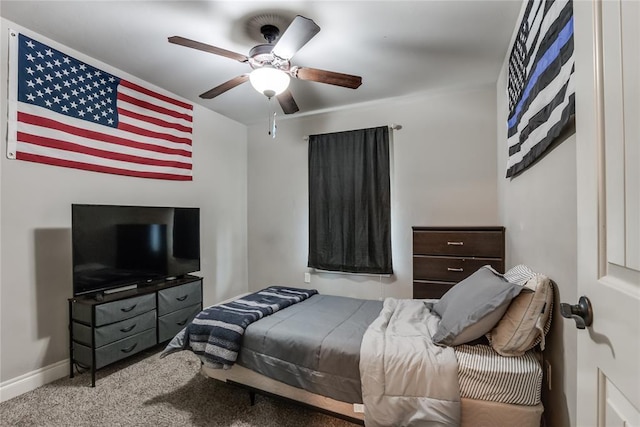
[0,359,69,403]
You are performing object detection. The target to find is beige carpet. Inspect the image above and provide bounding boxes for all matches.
[0,347,355,427]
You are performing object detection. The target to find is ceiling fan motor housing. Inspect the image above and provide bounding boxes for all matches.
[260,24,280,43]
[249,44,290,70]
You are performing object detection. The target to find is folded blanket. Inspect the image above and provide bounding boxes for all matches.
[161,286,317,368]
[360,298,461,426]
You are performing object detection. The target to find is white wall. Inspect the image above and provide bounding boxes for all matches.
[247,85,500,300]
[0,19,249,397]
[495,2,578,425]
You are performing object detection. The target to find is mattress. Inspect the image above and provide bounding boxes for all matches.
[195,293,543,426]
[238,294,543,408]
[455,344,542,406]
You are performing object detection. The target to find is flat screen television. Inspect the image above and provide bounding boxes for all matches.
[72,204,200,297]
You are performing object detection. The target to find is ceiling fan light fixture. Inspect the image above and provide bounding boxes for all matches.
[249,67,290,98]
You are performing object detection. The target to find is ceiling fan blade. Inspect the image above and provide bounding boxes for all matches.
[199,74,250,99]
[271,15,320,60]
[276,89,300,114]
[292,66,362,89]
[169,36,248,63]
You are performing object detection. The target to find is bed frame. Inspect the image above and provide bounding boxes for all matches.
[202,364,543,427]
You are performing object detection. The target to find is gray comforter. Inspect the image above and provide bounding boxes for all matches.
[360,298,461,426]
[238,294,383,404]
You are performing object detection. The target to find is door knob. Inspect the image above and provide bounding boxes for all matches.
[560,296,593,329]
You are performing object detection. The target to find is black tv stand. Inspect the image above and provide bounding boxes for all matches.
[68,275,203,386]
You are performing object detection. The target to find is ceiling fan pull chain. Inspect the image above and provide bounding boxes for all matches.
[266,98,272,136]
[267,98,277,138]
[271,111,277,138]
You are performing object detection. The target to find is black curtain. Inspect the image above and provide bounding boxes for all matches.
[308,126,392,274]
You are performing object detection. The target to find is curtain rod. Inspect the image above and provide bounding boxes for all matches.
[302,124,402,141]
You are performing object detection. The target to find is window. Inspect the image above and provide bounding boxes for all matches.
[307,126,392,274]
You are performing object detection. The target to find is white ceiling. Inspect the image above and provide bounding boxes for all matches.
[1,1,522,126]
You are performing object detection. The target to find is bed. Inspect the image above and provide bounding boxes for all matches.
[162,265,553,427]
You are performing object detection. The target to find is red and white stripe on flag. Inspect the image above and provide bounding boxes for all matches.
[7,30,194,181]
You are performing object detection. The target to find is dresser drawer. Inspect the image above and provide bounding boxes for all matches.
[413,256,503,282]
[73,293,156,326]
[158,303,201,342]
[158,280,202,316]
[413,230,504,257]
[73,328,156,369]
[73,310,156,347]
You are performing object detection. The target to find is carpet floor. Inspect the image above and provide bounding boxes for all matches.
[0,347,356,427]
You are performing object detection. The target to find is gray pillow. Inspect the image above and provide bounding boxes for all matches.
[431,266,523,346]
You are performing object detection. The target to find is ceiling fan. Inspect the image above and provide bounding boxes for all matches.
[169,15,363,115]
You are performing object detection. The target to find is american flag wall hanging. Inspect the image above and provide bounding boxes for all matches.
[506,0,575,178]
[7,31,194,181]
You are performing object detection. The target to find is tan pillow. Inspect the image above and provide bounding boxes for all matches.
[488,274,553,356]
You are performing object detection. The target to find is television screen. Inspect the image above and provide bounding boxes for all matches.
[72,204,200,296]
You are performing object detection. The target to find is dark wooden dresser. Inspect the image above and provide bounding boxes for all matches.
[412,226,505,299]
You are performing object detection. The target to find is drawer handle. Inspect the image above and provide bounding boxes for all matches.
[447,241,464,246]
[120,324,136,333]
[120,343,138,354]
[447,267,464,272]
[176,295,189,302]
[176,318,189,326]
[120,304,137,313]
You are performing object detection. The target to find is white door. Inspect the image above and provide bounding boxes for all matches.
[574,0,640,426]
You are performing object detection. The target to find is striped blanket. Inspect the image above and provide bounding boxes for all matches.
[161,286,318,368]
